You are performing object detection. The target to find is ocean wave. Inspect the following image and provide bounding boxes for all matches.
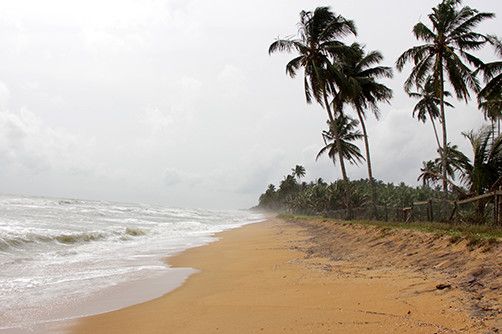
[125,227,147,236]
[0,227,147,252]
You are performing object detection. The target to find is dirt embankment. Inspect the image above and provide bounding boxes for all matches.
[289,218,502,330]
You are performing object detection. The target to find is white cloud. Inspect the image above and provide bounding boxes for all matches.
[180,76,202,91]
[0,108,96,174]
[216,65,248,98]
[0,81,10,108]
[142,107,173,136]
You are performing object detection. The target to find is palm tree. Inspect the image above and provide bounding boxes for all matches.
[418,144,470,196]
[477,65,502,137]
[334,43,393,215]
[418,160,440,187]
[396,0,494,193]
[291,165,306,180]
[461,127,502,196]
[269,7,357,180]
[477,35,502,137]
[408,77,454,150]
[316,112,365,167]
[436,143,470,184]
[258,184,278,209]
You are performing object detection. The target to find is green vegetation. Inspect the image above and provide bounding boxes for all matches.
[278,214,502,243]
[258,170,444,214]
[265,1,501,224]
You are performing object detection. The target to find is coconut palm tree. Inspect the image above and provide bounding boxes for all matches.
[269,7,357,180]
[477,35,502,137]
[461,127,502,196]
[418,160,440,187]
[396,0,494,193]
[408,77,454,150]
[291,165,306,180]
[418,144,470,196]
[316,112,365,167]
[436,143,470,184]
[477,61,502,137]
[334,43,393,215]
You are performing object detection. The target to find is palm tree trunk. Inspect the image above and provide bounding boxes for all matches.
[322,89,348,181]
[429,114,442,151]
[356,109,377,218]
[439,65,448,195]
[492,120,496,145]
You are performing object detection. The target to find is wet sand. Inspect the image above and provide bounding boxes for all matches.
[70,218,497,333]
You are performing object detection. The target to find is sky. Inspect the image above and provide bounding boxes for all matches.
[0,0,500,209]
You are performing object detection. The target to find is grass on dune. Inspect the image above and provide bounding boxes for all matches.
[278,213,502,246]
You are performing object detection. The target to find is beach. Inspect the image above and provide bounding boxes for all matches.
[69,217,500,333]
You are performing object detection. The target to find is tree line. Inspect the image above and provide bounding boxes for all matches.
[258,165,444,217]
[261,0,501,219]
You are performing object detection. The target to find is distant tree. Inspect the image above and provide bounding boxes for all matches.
[436,143,471,184]
[291,165,306,180]
[418,160,440,187]
[408,77,454,150]
[316,113,364,168]
[396,0,495,193]
[258,184,278,209]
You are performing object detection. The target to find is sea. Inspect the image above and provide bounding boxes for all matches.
[0,194,265,332]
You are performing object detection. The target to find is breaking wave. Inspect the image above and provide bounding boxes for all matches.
[0,227,147,251]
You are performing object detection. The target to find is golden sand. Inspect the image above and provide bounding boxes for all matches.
[70,218,496,333]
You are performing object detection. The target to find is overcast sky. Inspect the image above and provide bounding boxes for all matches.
[0,0,500,209]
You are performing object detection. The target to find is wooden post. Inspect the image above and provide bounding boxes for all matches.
[449,201,457,222]
[426,202,430,221]
[494,193,498,225]
[498,187,502,225]
[428,200,434,222]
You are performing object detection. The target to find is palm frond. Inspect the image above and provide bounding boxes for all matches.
[396,45,431,71]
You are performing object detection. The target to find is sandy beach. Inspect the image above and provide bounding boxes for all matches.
[70,218,500,333]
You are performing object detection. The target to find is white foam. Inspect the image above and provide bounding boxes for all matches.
[0,194,264,331]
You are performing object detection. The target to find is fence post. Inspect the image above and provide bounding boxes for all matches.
[428,200,434,222]
[494,192,498,225]
[449,201,457,222]
[498,187,502,225]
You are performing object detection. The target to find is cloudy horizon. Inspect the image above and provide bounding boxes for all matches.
[0,0,500,209]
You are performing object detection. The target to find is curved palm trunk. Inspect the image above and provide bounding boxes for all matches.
[323,88,348,181]
[429,115,442,150]
[356,109,377,218]
[492,120,496,146]
[439,64,448,195]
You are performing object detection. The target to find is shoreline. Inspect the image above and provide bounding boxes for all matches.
[69,217,497,333]
[1,216,266,334]
[1,269,193,334]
